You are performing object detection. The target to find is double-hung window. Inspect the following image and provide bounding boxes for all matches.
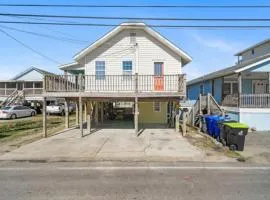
[95,61,105,80]
[153,102,161,112]
[122,61,133,79]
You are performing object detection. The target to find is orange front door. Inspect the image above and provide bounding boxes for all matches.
[154,62,164,91]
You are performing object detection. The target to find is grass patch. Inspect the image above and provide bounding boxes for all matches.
[185,126,242,159]
[0,114,76,143]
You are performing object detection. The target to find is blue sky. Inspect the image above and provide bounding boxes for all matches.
[0,0,270,80]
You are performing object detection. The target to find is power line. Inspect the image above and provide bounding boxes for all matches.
[2,13,270,21]
[0,24,88,44]
[0,21,270,29]
[0,4,269,8]
[0,28,61,64]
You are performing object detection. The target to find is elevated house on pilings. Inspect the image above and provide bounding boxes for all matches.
[42,22,192,136]
[187,38,270,131]
[0,67,56,109]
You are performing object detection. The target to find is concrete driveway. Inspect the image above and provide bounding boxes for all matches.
[240,132,270,163]
[0,128,206,162]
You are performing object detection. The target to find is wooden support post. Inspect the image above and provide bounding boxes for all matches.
[75,101,79,126]
[84,102,87,123]
[238,73,242,107]
[175,114,179,132]
[192,106,195,126]
[182,111,187,137]
[79,96,83,137]
[100,102,104,124]
[95,102,99,125]
[134,97,139,134]
[87,114,91,134]
[199,94,202,129]
[43,97,47,138]
[207,93,211,115]
[172,101,176,128]
[64,99,69,129]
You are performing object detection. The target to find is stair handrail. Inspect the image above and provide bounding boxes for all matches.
[8,89,25,106]
[0,89,18,107]
[209,94,224,114]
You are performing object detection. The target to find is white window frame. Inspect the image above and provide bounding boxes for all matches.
[122,61,133,79]
[224,81,238,94]
[153,102,161,112]
[95,61,105,80]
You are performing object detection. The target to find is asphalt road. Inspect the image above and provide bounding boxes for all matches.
[0,162,269,200]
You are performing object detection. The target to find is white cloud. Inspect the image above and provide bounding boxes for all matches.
[191,33,243,53]
[183,64,205,81]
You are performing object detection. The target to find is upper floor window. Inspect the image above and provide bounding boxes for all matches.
[130,32,136,44]
[34,82,43,88]
[251,49,255,55]
[95,61,105,80]
[122,61,133,78]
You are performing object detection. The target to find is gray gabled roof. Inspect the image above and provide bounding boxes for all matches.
[235,38,270,56]
[187,53,270,86]
[11,67,55,80]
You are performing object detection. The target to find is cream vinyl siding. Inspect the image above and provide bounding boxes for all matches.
[82,29,182,76]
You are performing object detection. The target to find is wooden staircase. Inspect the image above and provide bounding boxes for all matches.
[186,93,224,128]
[0,90,25,108]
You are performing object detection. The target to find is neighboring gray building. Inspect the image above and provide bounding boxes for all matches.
[187,39,270,131]
[0,67,55,105]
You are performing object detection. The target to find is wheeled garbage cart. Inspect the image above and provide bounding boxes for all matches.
[222,122,249,151]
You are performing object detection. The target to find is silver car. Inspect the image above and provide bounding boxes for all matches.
[0,105,36,119]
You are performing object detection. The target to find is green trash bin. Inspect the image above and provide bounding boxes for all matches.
[223,122,249,151]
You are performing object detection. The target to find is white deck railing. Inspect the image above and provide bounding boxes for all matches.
[240,94,270,108]
[44,74,186,95]
[222,94,270,108]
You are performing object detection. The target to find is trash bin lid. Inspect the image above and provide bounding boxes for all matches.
[223,122,249,129]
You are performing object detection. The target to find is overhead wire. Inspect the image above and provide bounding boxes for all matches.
[0,24,89,44]
[0,28,61,64]
[1,13,270,22]
[0,21,269,29]
[0,4,269,8]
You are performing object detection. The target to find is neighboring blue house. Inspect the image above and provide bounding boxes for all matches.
[187,39,270,131]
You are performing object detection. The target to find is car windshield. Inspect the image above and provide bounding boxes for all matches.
[1,106,11,110]
[49,102,59,106]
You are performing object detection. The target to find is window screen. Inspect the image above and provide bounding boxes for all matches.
[123,61,132,78]
[95,61,105,80]
[153,102,161,112]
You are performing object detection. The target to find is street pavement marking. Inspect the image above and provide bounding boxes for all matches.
[0,166,270,170]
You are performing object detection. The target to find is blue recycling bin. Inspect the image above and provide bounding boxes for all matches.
[204,115,219,136]
[205,115,231,139]
[213,116,225,139]
[213,115,232,140]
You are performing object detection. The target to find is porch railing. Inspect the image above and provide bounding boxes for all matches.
[222,93,270,108]
[240,94,270,108]
[44,74,186,95]
[0,88,43,96]
[222,94,239,107]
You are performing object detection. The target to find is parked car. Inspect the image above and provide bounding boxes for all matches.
[0,105,36,119]
[46,103,75,116]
